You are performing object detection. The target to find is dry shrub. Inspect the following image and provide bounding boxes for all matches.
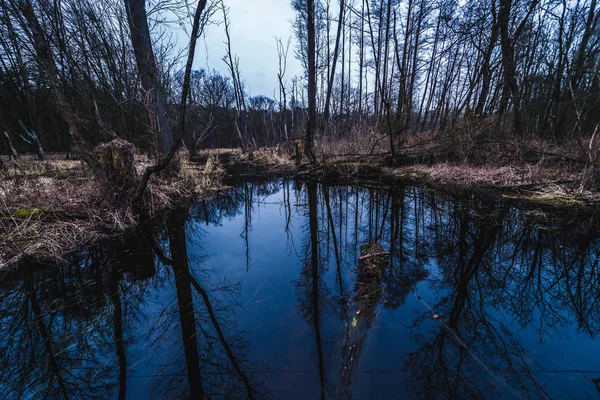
[418,117,585,170]
[449,117,499,162]
[403,130,440,151]
[580,125,600,192]
[255,147,293,165]
[200,155,225,187]
[317,122,388,163]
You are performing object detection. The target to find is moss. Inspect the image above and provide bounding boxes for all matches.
[394,170,428,180]
[532,196,585,207]
[13,208,46,219]
[339,162,380,168]
[502,193,585,207]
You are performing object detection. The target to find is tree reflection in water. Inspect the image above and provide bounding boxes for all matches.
[1,179,600,399]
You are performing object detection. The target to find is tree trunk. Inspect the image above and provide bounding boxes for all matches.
[498,0,523,135]
[3,131,19,160]
[167,212,206,398]
[124,0,173,157]
[134,0,209,204]
[396,0,413,129]
[306,0,318,164]
[358,0,365,117]
[474,9,499,116]
[323,0,345,125]
[180,0,209,153]
[580,125,600,192]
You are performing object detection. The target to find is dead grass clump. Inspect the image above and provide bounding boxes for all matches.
[0,212,107,269]
[93,139,137,191]
[355,242,388,305]
[0,154,88,180]
[0,168,137,269]
[253,147,293,166]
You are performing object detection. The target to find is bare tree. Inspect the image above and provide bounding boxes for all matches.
[306,0,318,164]
[134,0,212,203]
[276,36,291,142]
[323,0,345,125]
[17,0,99,174]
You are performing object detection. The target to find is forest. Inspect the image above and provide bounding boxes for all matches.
[0,0,598,159]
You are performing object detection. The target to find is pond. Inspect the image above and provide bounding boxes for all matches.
[1,179,600,399]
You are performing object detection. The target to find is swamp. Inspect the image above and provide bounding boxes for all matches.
[1,179,600,398]
[1,0,600,398]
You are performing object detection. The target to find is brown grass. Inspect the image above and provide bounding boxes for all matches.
[307,127,595,203]
[389,163,577,188]
[316,122,390,163]
[0,150,224,269]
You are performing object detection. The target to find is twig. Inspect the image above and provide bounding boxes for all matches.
[358,251,390,261]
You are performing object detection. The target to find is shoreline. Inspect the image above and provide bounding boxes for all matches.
[290,160,595,208]
[1,149,596,269]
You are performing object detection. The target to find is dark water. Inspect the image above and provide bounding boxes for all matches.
[1,179,600,399]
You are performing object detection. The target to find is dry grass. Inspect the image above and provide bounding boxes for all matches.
[0,150,224,269]
[251,148,293,166]
[383,162,594,205]
[410,163,577,188]
[309,126,593,204]
[316,122,390,163]
[0,216,108,269]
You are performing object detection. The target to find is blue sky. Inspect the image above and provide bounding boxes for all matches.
[190,0,304,98]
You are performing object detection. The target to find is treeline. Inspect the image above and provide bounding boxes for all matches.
[293,0,600,144]
[0,0,598,162]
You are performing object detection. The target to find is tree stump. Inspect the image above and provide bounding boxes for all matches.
[93,139,138,193]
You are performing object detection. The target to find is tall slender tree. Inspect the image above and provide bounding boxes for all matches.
[306,0,318,163]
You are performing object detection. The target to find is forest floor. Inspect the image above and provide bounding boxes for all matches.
[0,140,595,269]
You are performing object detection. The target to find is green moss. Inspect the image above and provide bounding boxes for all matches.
[502,193,585,207]
[13,208,46,219]
[396,170,428,179]
[339,162,379,168]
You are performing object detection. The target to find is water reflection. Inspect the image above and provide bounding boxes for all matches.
[1,179,600,399]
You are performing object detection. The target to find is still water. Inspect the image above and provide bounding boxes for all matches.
[1,179,600,399]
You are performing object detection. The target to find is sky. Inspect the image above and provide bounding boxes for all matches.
[189,0,304,98]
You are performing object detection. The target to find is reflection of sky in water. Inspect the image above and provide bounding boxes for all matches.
[1,180,599,399]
